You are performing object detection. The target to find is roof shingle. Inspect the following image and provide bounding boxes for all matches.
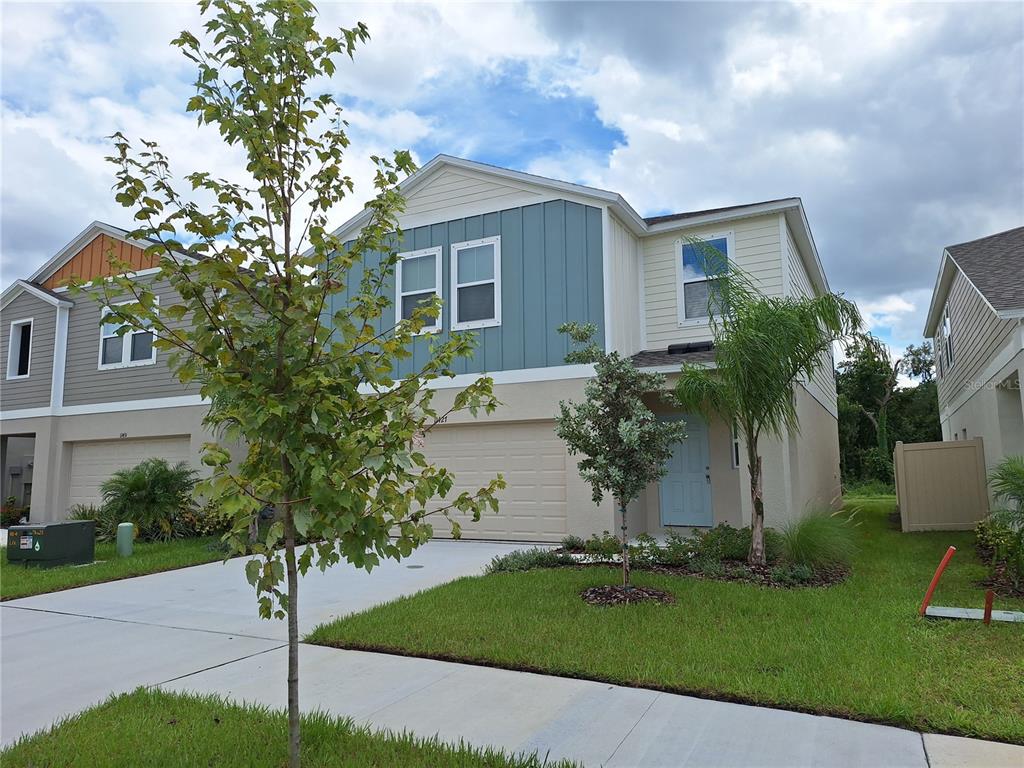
[946,226,1024,312]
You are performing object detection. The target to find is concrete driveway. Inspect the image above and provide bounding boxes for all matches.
[0,539,521,745]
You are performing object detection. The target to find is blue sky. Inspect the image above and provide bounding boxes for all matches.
[2,1,1022,360]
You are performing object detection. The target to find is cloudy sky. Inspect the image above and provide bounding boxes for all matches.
[2,1,1022,355]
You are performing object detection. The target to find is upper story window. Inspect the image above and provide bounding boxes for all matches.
[941,306,954,370]
[6,318,33,379]
[678,234,730,324]
[451,236,501,331]
[396,246,442,333]
[99,300,157,370]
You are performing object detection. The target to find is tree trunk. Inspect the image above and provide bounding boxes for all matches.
[284,509,300,768]
[877,407,889,456]
[748,452,766,566]
[619,500,631,589]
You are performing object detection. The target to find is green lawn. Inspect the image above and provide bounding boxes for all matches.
[310,496,1024,744]
[1,688,575,768]
[0,536,224,601]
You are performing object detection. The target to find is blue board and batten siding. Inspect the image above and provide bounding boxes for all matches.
[328,200,604,377]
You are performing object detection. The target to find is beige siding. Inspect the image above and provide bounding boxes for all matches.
[607,212,643,356]
[402,167,546,220]
[936,270,1018,410]
[0,292,56,410]
[62,276,200,406]
[784,217,838,416]
[791,384,842,512]
[642,214,783,349]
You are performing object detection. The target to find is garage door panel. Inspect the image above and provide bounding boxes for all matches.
[69,436,191,508]
[424,421,568,541]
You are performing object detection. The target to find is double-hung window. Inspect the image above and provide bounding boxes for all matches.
[396,246,442,333]
[451,236,501,331]
[99,299,157,369]
[6,318,33,379]
[678,234,730,323]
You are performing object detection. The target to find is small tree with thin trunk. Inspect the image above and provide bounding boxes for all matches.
[673,242,860,565]
[554,323,687,588]
[76,2,505,766]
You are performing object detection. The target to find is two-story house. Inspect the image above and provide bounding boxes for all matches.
[1,156,841,541]
[923,226,1024,472]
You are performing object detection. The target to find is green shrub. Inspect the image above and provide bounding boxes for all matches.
[986,455,1024,588]
[485,548,575,574]
[660,530,697,566]
[628,533,663,567]
[1,502,28,528]
[99,459,199,542]
[975,517,1014,564]
[584,531,621,559]
[779,511,857,569]
[697,558,725,579]
[694,524,782,564]
[67,504,120,541]
[559,534,585,552]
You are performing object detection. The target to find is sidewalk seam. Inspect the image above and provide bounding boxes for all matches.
[602,692,662,767]
[920,733,932,768]
[152,644,287,688]
[1,604,281,642]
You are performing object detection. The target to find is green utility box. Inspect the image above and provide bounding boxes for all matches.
[7,520,95,568]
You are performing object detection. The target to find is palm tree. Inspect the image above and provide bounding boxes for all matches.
[673,243,861,565]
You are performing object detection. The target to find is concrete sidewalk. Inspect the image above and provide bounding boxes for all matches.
[162,643,1024,768]
[0,538,522,745]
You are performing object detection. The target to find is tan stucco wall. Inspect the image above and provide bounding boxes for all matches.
[942,347,1024,478]
[1,405,213,522]
[791,384,842,513]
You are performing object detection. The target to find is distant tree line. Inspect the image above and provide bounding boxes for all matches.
[836,336,941,485]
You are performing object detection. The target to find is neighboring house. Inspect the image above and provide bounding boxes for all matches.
[1,156,841,541]
[923,226,1024,472]
[0,222,209,521]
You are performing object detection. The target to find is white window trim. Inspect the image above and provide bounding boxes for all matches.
[676,231,733,327]
[395,246,443,335]
[451,235,501,331]
[941,305,955,369]
[6,317,34,379]
[97,298,159,370]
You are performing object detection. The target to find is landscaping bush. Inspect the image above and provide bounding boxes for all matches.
[68,504,120,541]
[694,524,782,564]
[660,530,697,566]
[779,511,857,569]
[559,534,585,552]
[771,563,815,586]
[98,459,199,542]
[584,531,621,559]
[1,498,28,527]
[628,533,662,567]
[985,455,1024,591]
[975,516,1014,564]
[485,548,575,574]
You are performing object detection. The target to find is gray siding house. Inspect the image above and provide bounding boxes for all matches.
[2,156,842,542]
[924,226,1024,472]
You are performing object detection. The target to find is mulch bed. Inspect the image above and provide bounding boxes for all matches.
[581,584,676,606]
[981,563,1024,599]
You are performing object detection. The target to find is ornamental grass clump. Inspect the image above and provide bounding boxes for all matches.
[779,510,857,569]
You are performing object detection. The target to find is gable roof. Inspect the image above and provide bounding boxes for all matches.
[0,280,74,312]
[643,199,795,227]
[328,154,830,295]
[923,226,1024,336]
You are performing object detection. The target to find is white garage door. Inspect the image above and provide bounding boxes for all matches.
[69,436,192,508]
[424,421,568,541]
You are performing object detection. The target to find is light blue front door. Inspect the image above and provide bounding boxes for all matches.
[659,416,713,527]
